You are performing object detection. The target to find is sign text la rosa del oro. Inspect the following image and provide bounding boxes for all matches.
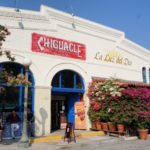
[32,33,86,60]
[94,51,132,66]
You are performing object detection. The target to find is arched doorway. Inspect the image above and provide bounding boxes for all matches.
[0,62,35,137]
[51,69,85,132]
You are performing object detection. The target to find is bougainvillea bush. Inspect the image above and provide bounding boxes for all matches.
[88,78,123,122]
[88,78,150,133]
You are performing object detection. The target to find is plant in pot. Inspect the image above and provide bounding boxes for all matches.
[137,112,150,140]
[117,87,150,135]
[87,77,123,131]
[109,101,133,134]
[99,110,109,131]
[88,108,99,129]
[110,113,126,133]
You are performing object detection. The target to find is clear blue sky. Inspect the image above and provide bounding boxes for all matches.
[0,0,150,50]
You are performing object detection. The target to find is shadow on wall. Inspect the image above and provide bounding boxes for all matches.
[39,107,48,136]
[34,107,48,136]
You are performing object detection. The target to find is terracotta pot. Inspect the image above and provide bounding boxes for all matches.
[95,121,102,130]
[117,124,124,133]
[138,129,149,140]
[101,122,108,131]
[108,122,116,132]
[91,121,96,129]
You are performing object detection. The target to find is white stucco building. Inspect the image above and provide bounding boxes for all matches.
[0,5,150,137]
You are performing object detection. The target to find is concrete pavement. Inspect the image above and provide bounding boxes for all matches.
[0,136,150,150]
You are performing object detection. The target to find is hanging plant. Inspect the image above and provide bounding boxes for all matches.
[7,73,32,86]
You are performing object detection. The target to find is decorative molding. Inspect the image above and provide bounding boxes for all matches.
[0,9,49,23]
[41,5,124,41]
[118,38,150,61]
[57,24,116,43]
[35,86,51,89]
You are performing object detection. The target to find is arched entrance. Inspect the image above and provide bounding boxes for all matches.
[51,69,85,132]
[0,62,35,137]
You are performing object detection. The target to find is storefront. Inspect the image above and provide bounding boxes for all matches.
[0,5,150,137]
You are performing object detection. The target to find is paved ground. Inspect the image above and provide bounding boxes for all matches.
[0,136,150,150]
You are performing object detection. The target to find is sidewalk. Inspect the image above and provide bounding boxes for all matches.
[0,130,105,148]
[1,135,150,150]
[1,131,150,150]
[0,135,122,150]
[31,130,105,143]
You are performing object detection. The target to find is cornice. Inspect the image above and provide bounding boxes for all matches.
[41,5,124,41]
[118,38,150,61]
[0,8,49,23]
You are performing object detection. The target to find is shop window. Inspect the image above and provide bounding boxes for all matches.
[142,67,147,83]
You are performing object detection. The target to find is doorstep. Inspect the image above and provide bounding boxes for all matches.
[31,131,105,143]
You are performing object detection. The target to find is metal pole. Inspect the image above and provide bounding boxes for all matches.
[18,66,29,148]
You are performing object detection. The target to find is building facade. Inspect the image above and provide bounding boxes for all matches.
[0,5,150,137]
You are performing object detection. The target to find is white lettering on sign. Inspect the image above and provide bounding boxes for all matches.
[37,37,82,58]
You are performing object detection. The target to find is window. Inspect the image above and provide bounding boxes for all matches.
[142,67,147,83]
[149,69,150,83]
[52,70,84,89]
[0,62,35,113]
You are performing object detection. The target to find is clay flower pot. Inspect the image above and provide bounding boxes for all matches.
[91,121,96,129]
[101,122,108,131]
[108,122,116,132]
[117,124,125,133]
[138,129,149,140]
[95,121,102,130]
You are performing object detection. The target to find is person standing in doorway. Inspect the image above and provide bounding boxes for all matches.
[7,110,20,139]
[27,108,34,137]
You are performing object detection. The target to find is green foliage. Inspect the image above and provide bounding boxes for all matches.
[88,108,100,121]
[0,24,15,61]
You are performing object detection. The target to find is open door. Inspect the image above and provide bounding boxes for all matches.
[67,94,80,128]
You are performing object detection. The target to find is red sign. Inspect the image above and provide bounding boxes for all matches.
[32,33,86,60]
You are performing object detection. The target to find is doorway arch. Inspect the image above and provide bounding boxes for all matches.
[51,69,85,132]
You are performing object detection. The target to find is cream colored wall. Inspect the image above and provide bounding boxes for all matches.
[34,87,51,136]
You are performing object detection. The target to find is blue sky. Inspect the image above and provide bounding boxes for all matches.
[0,0,150,50]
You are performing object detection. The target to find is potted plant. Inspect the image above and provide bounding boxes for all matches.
[137,113,150,140]
[99,110,109,131]
[88,109,99,129]
[87,77,123,131]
